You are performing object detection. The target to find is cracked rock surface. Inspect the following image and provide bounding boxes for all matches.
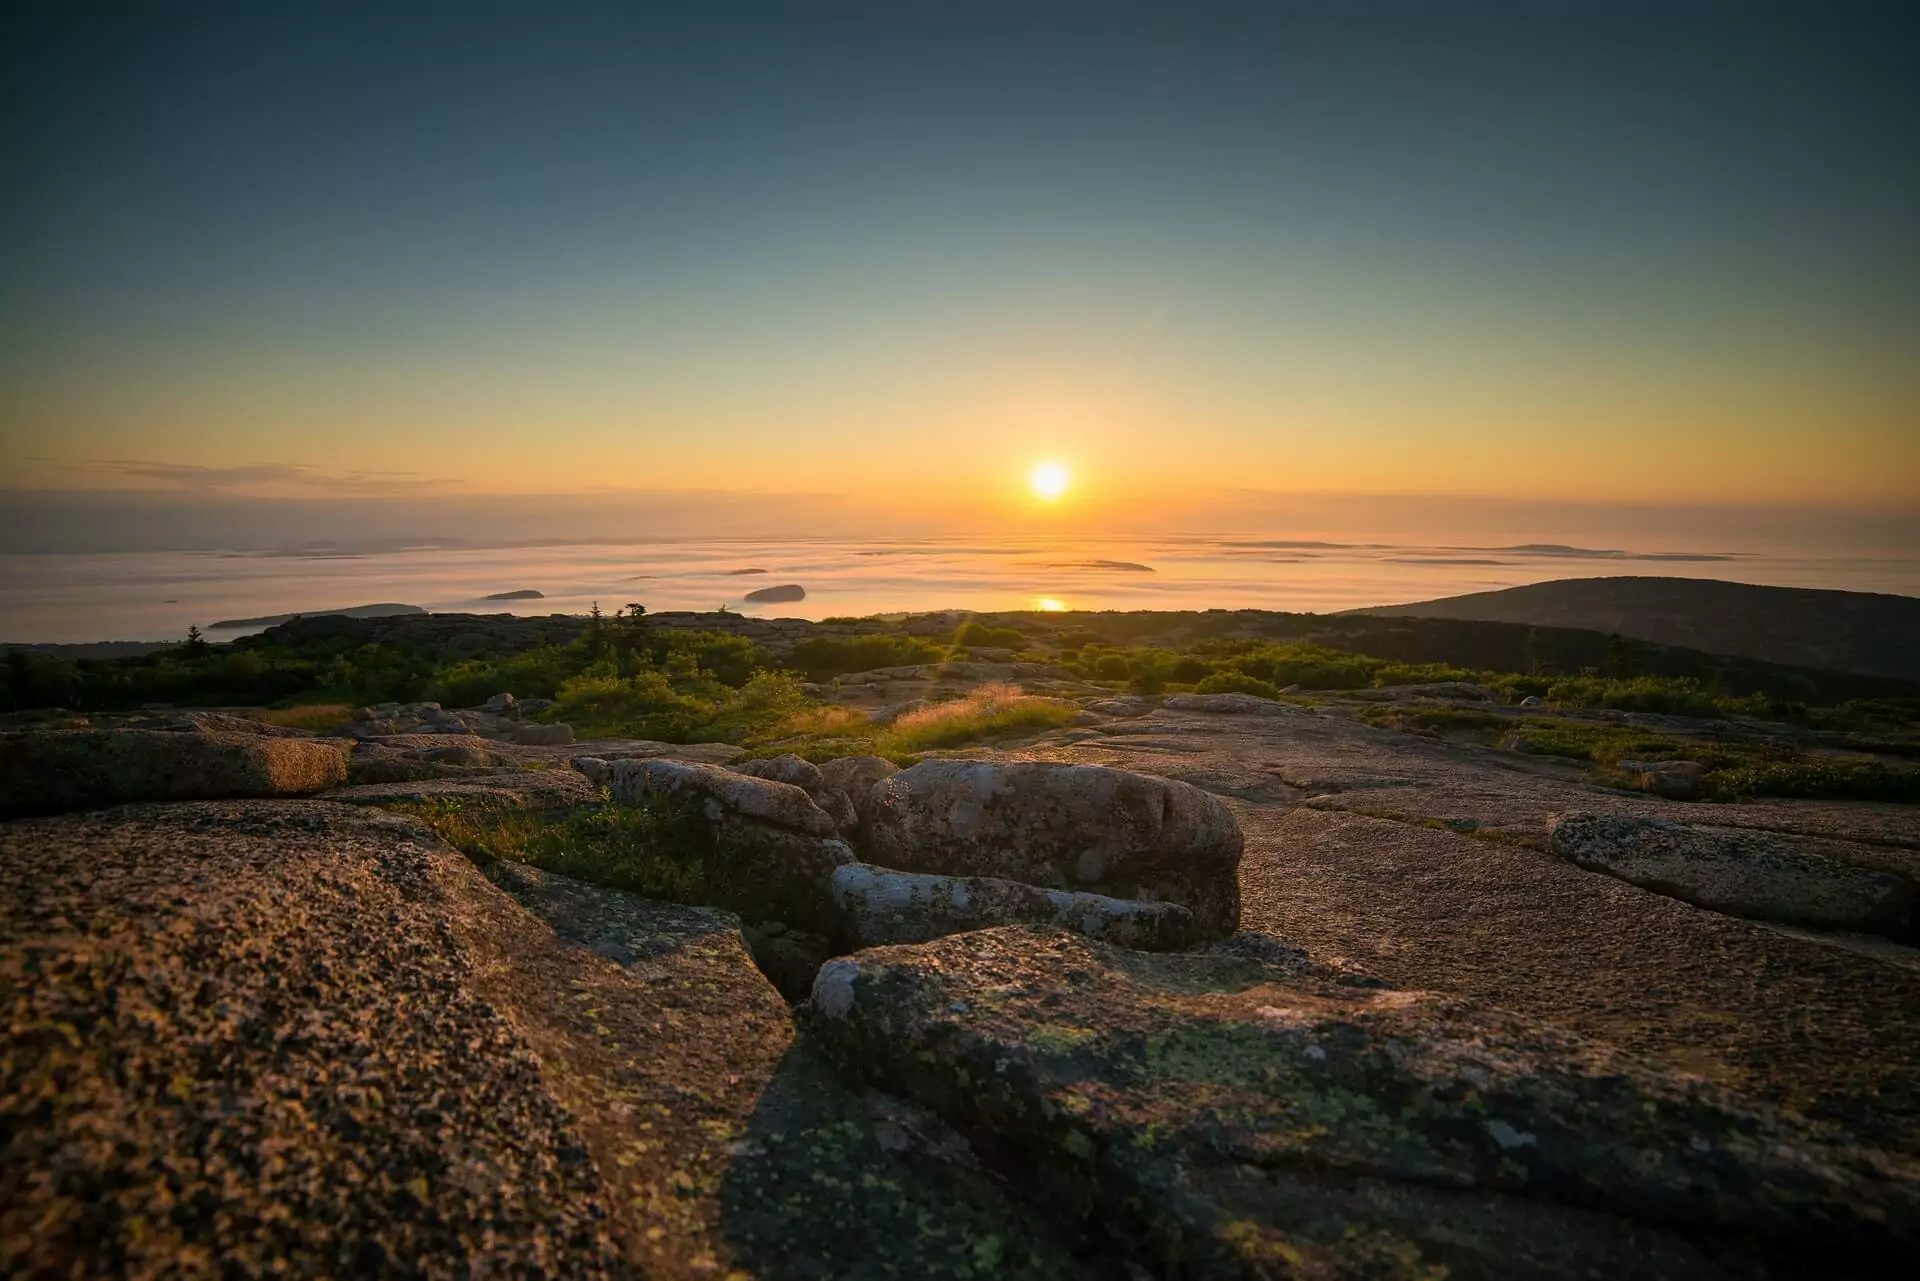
[1,800,1091,1279]
[807,925,1918,1279]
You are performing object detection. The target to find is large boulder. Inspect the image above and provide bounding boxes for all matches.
[606,758,854,933]
[733,754,859,832]
[732,752,828,791]
[347,734,514,784]
[0,802,623,1274]
[1618,760,1705,801]
[861,761,1243,935]
[1,802,1086,1279]
[1547,813,1917,940]
[609,758,838,835]
[830,863,1197,950]
[808,926,1919,1280]
[0,727,348,816]
[817,754,898,836]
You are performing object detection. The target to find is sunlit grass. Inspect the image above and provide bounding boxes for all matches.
[879,681,1076,752]
[772,703,871,737]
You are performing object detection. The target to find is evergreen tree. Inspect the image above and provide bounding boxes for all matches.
[582,601,609,660]
[614,602,650,660]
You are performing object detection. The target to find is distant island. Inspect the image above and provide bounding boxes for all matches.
[744,583,806,603]
[482,589,545,601]
[206,603,426,630]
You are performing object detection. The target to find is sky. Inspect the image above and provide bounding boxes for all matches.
[2,1,1917,545]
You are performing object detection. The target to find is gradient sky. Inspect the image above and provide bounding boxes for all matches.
[3,1,1917,520]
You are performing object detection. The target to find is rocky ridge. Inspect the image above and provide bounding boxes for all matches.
[3,665,1918,1275]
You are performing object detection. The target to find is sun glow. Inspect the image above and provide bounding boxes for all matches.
[1029,461,1071,500]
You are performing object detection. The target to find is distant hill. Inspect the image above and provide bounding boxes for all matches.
[1352,576,1920,681]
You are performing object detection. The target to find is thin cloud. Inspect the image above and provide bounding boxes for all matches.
[86,460,449,495]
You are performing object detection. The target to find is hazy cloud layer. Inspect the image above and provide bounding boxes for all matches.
[85,461,447,495]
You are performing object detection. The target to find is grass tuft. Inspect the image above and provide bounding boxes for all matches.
[880,682,1076,752]
[396,794,737,904]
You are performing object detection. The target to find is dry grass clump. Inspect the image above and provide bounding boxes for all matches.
[881,682,1075,752]
[774,704,872,737]
[251,704,357,731]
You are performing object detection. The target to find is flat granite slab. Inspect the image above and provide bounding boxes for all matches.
[0,800,1090,1279]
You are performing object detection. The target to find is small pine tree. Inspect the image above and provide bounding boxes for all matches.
[582,601,608,660]
[185,625,208,655]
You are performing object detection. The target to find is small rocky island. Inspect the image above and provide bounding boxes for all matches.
[4,605,1917,1277]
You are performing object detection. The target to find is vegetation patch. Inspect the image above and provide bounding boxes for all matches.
[1708,759,1920,803]
[787,634,944,680]
[393,794,738,905]
[952,622,1027,651]
[881,682,1077,752]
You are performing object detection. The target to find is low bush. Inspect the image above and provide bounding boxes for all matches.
[1367,661,1488,688]
[1708,759,1920,803]
[953,622,1026,650]
[550,670,718,740]
[786,635,944,679]
[427,646,578,705]
[1541,675,1753,719]
[1194,671,1281,699]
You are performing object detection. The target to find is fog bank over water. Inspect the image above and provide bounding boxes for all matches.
[4,528,1916,646]
[4,488,1917,557]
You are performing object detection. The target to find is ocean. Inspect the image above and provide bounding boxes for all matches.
[2,535,1916,645]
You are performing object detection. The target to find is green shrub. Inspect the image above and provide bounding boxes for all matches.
[953,622,1027,650]
[1368,661,1484,687]
[660,631,766,688]
[1709,760,1920,803]
[1542,675,1737,719]
[550,670,716,740]
[427,645,577,705]
[691,670,813,741]
[1194,671,1281,699]
[786,635,943,679]
[1220,643,1375,691]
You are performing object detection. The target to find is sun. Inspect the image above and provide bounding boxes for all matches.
[1029,460,1071,501]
